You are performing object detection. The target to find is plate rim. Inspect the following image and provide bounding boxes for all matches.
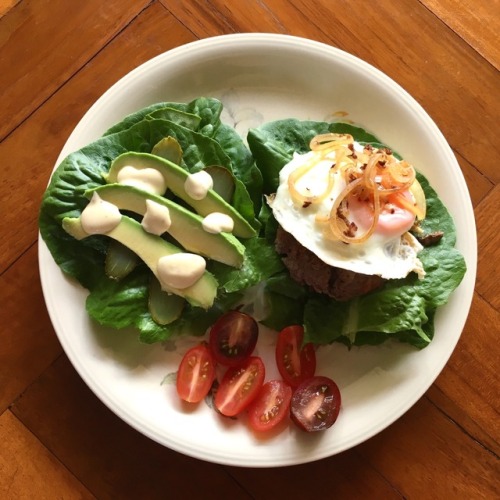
[38,33,477,467]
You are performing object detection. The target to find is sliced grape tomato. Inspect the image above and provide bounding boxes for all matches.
[291,376,341,432]
[276,325,316,387]
[248,380,292,432]
[214,356,265,417]
[176,343,216,404]
[209,310,259,367]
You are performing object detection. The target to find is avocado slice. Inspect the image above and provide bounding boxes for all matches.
[62,215,218,310]
[105,152,257,239]
[87,184,245,268]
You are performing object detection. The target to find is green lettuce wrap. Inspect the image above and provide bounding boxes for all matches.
[247,119,466,348]
[39,98,282,343]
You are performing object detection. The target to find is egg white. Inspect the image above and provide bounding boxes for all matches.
[269,145,424,280]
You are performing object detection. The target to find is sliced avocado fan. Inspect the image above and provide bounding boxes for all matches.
[62,215,218,310]
[87,184,245,268]
[105,152,257,239]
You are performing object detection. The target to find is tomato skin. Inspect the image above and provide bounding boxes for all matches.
[247,380,292,432]
[214,356,265,417]
[276,325,316,388]
[291,376,341,432]
[176,343,216,404]
[209,310,259,367]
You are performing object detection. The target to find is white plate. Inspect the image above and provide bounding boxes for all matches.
[38,34,476,467]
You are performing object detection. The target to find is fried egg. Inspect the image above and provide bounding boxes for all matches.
[268,141,425,280]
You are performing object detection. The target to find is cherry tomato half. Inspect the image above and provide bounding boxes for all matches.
[214,356,265,417]
[276,325,316,388]
[209,310,259,367]
[247,380,292,433]
[291,376,341,432]
[176,343,216,403]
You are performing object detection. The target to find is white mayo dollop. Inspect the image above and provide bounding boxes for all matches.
[184,170,213,200]
[201,212,234,234]
[141,200,171,235]
[81,192,122,234]
[157,253,206,289]
[117,166,167,195]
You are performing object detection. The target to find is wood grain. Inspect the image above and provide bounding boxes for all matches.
[475,185,500,309]
[358,396,499,498]
[0,410,94,499]
[419,0,500,70]
[455,150,493,207]
[0,0,20,18]
[161,0,287,35]
[432,293,500,453]
[0,244,61,413]
[227,451,402,499]
[0,0,150,142]
[1,0,498,497]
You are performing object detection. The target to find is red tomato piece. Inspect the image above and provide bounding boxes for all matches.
[214,356,265,417]
[176,343,216,403]
[247,380,292,432]
[209,310,258,367]
[291,376,341,432]
[275,325,316,388]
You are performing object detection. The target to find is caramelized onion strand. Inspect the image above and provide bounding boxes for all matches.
[292,134,420,245]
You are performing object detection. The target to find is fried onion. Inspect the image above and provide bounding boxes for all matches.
[288,134,423,244]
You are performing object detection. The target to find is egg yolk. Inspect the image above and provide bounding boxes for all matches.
[347,189,416,238]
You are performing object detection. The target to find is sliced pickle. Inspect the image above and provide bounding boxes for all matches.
[105,240,139,280]
[148,276,186,325]
[151,136,183,165]
[203,165,235,203]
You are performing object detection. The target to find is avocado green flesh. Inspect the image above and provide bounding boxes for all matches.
[62,215,217,310]
[106,152,256,239]
[87,184,245,268]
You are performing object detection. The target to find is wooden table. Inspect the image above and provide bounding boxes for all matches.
[1,1,498,498]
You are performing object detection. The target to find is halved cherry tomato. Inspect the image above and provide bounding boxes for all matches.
[176,343,216,403]
[214,356,265,417]
[291,376,341,432]
[276,325,316,388]
[247,380,292,432]
[209,310,258,367]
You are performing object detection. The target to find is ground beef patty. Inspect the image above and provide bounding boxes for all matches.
[275,226,386,302]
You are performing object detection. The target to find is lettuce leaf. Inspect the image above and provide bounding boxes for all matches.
[247,119,466,348]
[105,98,263,211]
[85,267,243,344]
[209,237,285,293]
[39,98,268,343]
